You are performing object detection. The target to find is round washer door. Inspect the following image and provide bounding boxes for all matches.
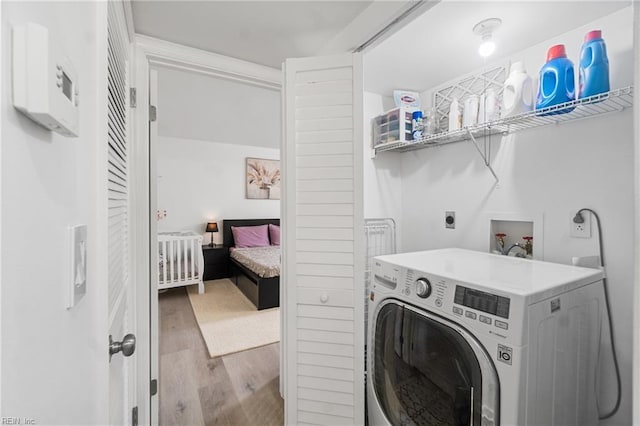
[371,300,499,425]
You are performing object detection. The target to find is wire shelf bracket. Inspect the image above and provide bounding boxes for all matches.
[466,129,499,183]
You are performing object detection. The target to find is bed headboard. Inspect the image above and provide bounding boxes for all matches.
[222,218,280,248]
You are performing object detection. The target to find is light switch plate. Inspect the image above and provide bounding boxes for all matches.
[67,224,87,309]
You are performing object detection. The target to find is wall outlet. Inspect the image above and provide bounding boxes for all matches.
[445,211,455,229]
[570,210,591,238]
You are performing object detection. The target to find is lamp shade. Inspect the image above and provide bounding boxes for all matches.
[206,222,219,233]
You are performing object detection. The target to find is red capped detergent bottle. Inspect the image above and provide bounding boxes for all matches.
[579,30,610,99]
[536,44,575,114]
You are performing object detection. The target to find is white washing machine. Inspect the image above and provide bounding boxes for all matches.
[367,248,606,426]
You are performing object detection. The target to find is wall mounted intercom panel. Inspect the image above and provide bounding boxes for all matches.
[13,22,79,137]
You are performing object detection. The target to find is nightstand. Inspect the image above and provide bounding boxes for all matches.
[202,245,229,280]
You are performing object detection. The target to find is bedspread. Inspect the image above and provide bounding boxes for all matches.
[230,246,281,278]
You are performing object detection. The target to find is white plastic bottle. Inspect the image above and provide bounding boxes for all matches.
[448,98,462,131]
[479,88,500,124]
[463,95,479,127]
[502,61,533,117]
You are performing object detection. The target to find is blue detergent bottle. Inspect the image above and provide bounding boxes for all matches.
[536,44,575,114]
[579,30,610,99]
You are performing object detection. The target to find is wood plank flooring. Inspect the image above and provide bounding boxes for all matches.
[159,286,284,426]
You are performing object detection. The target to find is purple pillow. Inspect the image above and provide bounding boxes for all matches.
[269,224,280,246]
[231,225,270,248]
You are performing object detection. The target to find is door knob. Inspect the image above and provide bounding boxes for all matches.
[109,333,136,361]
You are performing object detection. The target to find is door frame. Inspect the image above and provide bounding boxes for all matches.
[131,34,282,425]
[634,2,640,423]
[0,3,4,415]
[134,35,281,91]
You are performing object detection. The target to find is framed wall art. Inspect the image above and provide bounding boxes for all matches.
[246,157,281,200]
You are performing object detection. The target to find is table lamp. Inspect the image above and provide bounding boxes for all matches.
[205,222,218,246]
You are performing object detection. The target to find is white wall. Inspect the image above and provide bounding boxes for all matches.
[157,66,280,149]
[156,136,280,244]
[363,91,403,249]
[1,1,107,424]
[366,8,634,425]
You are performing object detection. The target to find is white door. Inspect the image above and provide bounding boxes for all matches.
[282,53,365,425]
[107,1,136,424]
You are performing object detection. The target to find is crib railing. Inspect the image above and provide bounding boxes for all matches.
[158,232,204,294]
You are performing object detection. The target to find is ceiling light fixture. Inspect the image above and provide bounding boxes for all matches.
[473,18,502,58]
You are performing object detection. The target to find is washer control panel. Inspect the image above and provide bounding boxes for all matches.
[372,257,521,345]
[454,285,510,319]
[403,268,512,335]
[451,285,511,333]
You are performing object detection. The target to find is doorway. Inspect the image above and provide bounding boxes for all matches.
[145,62,284,425]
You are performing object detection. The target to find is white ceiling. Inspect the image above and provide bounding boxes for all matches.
[134,0,630,143]
[364,0,630,95]
[131,0,374,68]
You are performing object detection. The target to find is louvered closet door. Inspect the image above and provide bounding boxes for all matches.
[283,54,364,425]
[107,1,135,424]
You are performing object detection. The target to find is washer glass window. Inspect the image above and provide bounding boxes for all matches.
[373,303,486,425]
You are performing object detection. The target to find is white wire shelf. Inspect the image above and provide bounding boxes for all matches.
[374,86,634,154]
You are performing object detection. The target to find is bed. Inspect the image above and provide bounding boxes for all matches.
[223,219,280,310]
[157,231,204,294]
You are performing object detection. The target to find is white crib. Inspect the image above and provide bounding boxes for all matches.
[158,232,205,294]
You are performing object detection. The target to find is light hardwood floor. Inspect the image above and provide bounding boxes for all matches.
[159,286,284,426]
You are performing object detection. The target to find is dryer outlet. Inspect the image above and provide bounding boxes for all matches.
[445,211,455,229]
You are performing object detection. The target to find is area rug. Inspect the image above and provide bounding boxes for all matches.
[187,279,280,358]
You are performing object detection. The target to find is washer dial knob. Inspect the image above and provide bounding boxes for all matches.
[415,278,432,298]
